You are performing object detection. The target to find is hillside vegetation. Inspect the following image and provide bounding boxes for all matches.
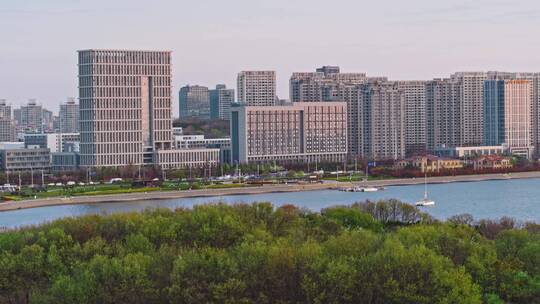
[0,200,538,303]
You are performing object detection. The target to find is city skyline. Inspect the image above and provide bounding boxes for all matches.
[3,0,540,114]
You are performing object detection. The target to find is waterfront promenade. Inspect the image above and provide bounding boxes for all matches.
[2,171,540,212]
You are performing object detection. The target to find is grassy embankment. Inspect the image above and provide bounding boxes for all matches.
[2,181,251,201]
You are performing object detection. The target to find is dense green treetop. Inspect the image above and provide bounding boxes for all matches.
[0,200,538,303]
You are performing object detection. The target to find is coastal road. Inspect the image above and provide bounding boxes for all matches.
[1,171,540,212]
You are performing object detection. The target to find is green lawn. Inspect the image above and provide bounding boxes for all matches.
[2,181,257,201]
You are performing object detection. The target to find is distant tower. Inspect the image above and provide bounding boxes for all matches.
[178,85,210,119]
[59,97,79,133]
[210,84,235,120]
[237,71,276,106]
[20,99,43,133]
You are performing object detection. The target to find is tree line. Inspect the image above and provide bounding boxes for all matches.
[0,200,538,303]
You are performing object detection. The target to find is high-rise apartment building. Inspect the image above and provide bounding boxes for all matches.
[0,120,15,142]
[42,108,54,133]
[231,102,347,163]
[484,79,533,157]
[13,108,21,127]
[0,100,14,141]
[289,67,368,157]
[289,68,367,103]
[483,80,505,146]
[209,84,235,120]
[358,82,406,160]
[397,81,427,155]
[504,80,533,157]
[0,100,11,119]
[426,79,462,151]
[179,85,210,119]
[78,49,173,167]
[513,73,540,156]
[451,72,487,146]
[59,98,79,133]
[237,71,276,106]
[19,100,43,133]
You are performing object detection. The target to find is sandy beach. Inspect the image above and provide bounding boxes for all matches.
[1,171,540,212]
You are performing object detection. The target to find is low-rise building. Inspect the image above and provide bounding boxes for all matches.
[154,148,220,170]
[472,155,513,170]
[24,133,80,153]
[0,147,51,171]
[434,145,507,159]
[174,135,231,164]
[0,142,24,150]
[51,152,80,171]
[395,155,464,173]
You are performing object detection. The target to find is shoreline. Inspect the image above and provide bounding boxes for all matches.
[1,171,540,213]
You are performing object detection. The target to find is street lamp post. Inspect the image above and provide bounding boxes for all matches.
[30,167,34,188]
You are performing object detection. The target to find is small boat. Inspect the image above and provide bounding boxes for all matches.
[416,173,435,207]
[360,186,379,192]
[358,165,381,192]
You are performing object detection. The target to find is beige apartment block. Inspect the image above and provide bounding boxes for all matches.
[237,71,276,106]
[451,72,487,146]
[504,80,533,158]
[231,102,347,164]
[397,81,427,156]
[358,82,406,160]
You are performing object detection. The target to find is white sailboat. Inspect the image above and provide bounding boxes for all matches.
[415,173,435,206]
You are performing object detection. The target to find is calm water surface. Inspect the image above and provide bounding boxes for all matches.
[1,178,540,229]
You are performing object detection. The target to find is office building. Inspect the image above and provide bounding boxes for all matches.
[210,84,235,120]
[0,146,51,172]
[174,135,230,150]
[358,82,406,160]
[51,152,80,171]
[434,145,507,158]
[59,98,79,133]
[154,148,220,169]
[78,49,173,167]
[397,81,427,155]
[179,85,210,119]
[174,134,231,163]
[231,102,347,164]
[237,71,276,106]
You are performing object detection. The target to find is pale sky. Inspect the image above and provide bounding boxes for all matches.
[2,0,540,116]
